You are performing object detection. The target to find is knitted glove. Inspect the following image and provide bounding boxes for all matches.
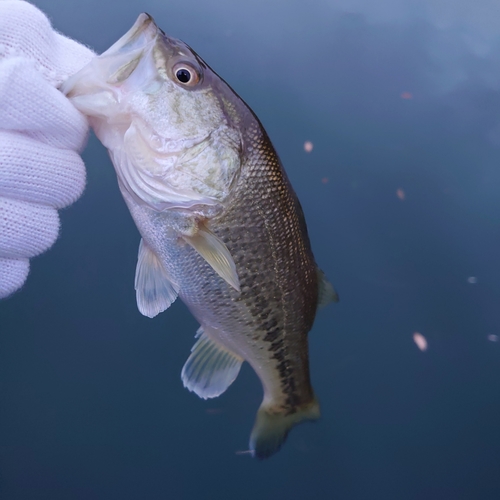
[0,0,95,298]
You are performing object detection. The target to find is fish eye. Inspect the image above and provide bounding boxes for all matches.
[172,62,200,87]
[176,68,191,83]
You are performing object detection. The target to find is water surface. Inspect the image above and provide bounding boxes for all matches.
[2,1,500,498]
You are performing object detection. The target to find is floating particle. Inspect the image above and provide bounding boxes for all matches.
[467,277,478,284]
[488,334,499,342]
[304,141,314,153]
[401,91,413,99]
[413,332,428,351]
[396,188,405,200]
[321,177,329,184]
[235,450,253,455]
[206,408,224,415]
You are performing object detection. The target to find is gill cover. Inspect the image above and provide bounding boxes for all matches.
[62,13,241,212]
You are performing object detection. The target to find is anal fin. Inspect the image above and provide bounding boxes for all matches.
[135,239,178,318]
[181,327,243,399]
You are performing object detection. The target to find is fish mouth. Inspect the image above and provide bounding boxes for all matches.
[99,13,159,63]
[60,13,161,113]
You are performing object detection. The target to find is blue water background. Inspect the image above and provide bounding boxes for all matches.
[2,0,500,498]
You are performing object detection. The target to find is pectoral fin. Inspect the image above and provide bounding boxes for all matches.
[183,226,240,292]
[181,327,243,399]
[135,239,178,318]
[317,268,339,308]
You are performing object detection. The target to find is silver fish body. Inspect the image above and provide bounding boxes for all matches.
[62,14,338,459]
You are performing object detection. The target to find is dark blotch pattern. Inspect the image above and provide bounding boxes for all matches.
[165,72,319,415]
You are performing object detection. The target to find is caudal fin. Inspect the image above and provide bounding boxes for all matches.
[249,398,320,460]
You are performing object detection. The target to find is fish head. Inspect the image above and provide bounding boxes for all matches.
[62,13,244,211]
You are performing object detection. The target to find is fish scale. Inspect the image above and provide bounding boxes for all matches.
[212,127,318,413]
[61,12,338,459]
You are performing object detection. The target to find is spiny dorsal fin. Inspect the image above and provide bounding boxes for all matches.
[135,239,178,318]
[317,268,339,308]
[182,224,240,292]
[181,327,243,400]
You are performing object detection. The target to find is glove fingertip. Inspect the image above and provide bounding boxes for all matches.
[0,198,60,259]
[0,257,29,299]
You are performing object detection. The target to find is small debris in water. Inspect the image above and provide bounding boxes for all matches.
[321,177,329,184]
[467,277,478,284]
[304,141,314,153]
[413,332,428,351]
[401,91,413,99]
[487,334,498,342]
[206,408,224,415]
[396,188,405,200]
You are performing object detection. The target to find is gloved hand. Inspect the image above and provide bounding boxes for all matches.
[0,0,95,298]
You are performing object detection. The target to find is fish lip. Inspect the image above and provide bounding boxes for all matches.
[60,13,160,99]
[100,13,159,58]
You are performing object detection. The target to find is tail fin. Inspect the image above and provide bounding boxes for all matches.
[249,397,320,460]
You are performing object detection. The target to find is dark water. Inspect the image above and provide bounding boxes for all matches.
[2,0,500,498]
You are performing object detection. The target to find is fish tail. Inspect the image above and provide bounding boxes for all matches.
[249,397,320,460]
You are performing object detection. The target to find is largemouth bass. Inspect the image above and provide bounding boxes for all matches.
[62,14,338,459]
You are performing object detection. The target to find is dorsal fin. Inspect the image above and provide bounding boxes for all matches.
[317,268,339,308]
[135,239,178,318]
[181,327,243,399]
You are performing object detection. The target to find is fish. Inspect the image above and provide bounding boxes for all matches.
[61,13,339,459]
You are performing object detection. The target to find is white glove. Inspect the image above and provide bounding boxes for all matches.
[0,0,95,298]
